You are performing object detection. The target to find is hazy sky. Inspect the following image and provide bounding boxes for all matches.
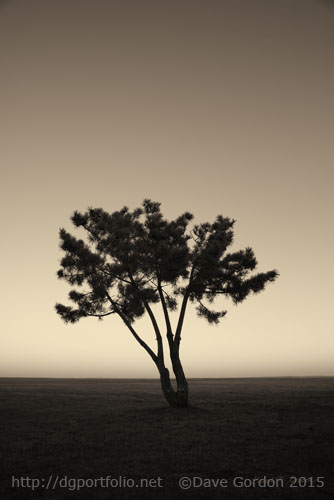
[1,0,333,378]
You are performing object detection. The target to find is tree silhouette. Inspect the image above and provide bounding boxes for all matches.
[56,199,278,407]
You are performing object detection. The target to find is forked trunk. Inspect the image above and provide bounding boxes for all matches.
[158,362,189,408]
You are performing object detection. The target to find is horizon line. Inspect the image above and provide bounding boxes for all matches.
[1,375,333,380]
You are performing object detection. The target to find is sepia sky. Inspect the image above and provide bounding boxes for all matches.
[1,0,333,378]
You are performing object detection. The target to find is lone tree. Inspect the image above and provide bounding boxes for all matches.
[56,199,278,407]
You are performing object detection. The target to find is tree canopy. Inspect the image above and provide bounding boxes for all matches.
[56,199,277,325]
[56,199,278,406]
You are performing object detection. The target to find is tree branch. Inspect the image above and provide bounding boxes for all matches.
[173,263,196,350]
[104,290,158,365]
[128,273,165,362]
[157,281,174,350]
[174,291,189,350]
[86,311,116,318]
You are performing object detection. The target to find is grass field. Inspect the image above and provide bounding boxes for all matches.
[0,377,333,499]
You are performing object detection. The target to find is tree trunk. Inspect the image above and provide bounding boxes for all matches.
[158,365,189,408]
[170,350,189,407]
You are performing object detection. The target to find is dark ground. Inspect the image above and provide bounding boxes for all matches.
[0,377,333,499]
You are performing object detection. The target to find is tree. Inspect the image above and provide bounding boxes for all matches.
[55,199,278,407]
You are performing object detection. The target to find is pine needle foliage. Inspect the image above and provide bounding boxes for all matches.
[56,199,278,326]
